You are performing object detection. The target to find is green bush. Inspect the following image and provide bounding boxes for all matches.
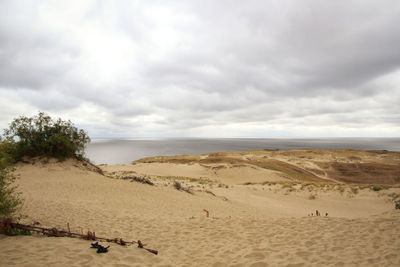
[0,141,23,219]
[371,185,384,192]
[3,112,90,161]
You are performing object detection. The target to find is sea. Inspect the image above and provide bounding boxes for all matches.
[85,137,400,165]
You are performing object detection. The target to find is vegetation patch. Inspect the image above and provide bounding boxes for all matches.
[173,181,193,194]
[371,185,388,192]
[308,194,317,200]
[2,112,90,162]
[152,175,216,186]
[388,192,400,202]
[204,190,216,196]
[0,147,23,220]
[350,187,359,194]
[122,176,154,186]
[317,162,400,185]
[250,159,323,182]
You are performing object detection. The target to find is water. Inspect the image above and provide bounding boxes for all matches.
[85,138,400,164]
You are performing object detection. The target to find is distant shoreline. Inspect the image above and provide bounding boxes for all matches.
[85,137,400,164]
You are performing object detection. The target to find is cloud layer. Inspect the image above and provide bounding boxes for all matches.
[1,0,399,137]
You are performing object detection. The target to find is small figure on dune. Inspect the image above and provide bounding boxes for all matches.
[325,212,328,217]
[316,210,320,216]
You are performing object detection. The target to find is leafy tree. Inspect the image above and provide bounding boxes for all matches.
[3,112,90,161]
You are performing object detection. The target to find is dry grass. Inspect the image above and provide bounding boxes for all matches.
[121,176,154,186]
[308,194,317,200]
[249,159,324,182]
[173,181,193,194]
[317,162,400,184]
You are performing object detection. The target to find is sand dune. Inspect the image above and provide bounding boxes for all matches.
[1,154,400,266]
[102,162,290,185]
[133,149,400,184]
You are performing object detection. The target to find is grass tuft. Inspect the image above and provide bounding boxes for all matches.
[308,194,317,200]
[173,181,193,194]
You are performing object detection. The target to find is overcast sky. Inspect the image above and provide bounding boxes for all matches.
[0,0,399,138]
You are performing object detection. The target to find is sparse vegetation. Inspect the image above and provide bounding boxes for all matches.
[339,186,346,195]
[388,192,400,202]
[204,190,216,196]
[151,175,217,187]
[371,185,385,192]
[122,176,154,186]
[173,180,182,190]
[350,187,359,194]
[318,161,400,184]
[133,149,400,185]
[173,181,193,194]
[0,143,23,219]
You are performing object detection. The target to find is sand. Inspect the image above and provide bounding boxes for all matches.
[102,162,290,185]
[1,157,400,266]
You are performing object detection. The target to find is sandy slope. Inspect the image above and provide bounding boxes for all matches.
[1,158,400,266]
[102,162,290,185]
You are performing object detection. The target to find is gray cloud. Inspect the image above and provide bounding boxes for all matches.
[0,0,399,137]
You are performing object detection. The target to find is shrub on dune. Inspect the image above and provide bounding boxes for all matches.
[0,112,91,220]
[3,112,90,161]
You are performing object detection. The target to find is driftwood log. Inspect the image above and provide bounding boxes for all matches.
[0,218,158,255]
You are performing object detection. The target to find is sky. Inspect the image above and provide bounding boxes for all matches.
[0,0,399,138]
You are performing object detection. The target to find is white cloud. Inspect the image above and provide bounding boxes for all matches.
[0,0,399,138]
